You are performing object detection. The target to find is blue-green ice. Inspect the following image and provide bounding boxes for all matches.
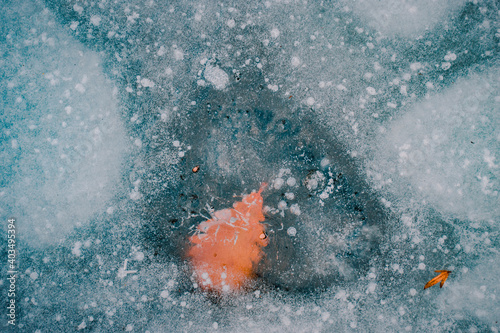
[1,0,498,331]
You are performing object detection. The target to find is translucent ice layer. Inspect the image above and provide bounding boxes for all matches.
[1,0,498,332]
[0,1,129,246]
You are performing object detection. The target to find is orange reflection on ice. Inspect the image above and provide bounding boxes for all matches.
[187,185,268,293]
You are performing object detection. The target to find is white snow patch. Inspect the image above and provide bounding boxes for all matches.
[273,178,284,189]
[140,78,155,88]
[287,227,297,236]
[173,49,184,60]
[306,97,315,106]
[90,16,101,26]
[291,57,301,67]
[72,241,82,257]
[73,4,83,14]
[347,0,467,37]
[371,67,500,222]
[77,321,86,330]
[289,204,301,216]
[204,64,229,90]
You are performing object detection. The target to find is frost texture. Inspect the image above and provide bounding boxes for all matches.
[345,0,468,37]
[0,3,128,246]
[370,69,500,222]
[1,0,499,332]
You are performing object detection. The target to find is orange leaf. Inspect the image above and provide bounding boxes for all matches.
[424,270,451,289]
[187,185,268,293]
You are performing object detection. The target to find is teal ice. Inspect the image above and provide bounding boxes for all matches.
[1,0,498,331]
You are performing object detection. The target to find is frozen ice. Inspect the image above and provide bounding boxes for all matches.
[0,1,128,246]
[1,0,498,331]
[346,0,468,37]
[370,68,500,222]
[204,63,230,90]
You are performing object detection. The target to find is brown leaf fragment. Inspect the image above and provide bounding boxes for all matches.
[424,270,451,290]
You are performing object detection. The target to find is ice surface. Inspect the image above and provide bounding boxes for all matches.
[346,0,468,37]
[369,68,500,223]
[1,0,498,331]
[0,1,129,246]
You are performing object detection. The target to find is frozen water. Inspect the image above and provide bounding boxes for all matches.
[345,0,468,37]
[1,0,498,331]
[370,68,500,222]
[0,1,129,246]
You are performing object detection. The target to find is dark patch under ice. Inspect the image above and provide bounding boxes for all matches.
[141,64,389,292]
